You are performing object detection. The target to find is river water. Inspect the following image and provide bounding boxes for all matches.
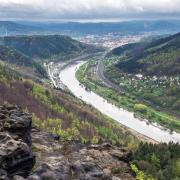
[59,61,180,143]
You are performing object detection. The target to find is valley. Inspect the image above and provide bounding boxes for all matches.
[59,60,180,143]
[0,20,180,180]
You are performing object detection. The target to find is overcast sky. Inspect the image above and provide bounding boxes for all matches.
[0,0,180,21]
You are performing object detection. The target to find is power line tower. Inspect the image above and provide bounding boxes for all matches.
[5,29,8,37]
[0,25,6,45]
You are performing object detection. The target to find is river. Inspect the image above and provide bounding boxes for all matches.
[59,61,180,143]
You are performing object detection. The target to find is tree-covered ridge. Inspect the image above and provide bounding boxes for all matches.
[0,34,102,78]
[0,35,97,59]
[0,45,47,77]
[0,45,32,66]
[110,32,180,76]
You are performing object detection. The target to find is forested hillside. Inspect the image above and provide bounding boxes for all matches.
[0,35,98,59]
[110,32,180,76]
[0,45,32,66]
[0,45,47,77]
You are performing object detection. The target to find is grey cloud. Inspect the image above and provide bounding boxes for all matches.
[0,0,180,20]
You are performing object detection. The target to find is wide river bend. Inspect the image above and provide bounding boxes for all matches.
[59,61,180,143]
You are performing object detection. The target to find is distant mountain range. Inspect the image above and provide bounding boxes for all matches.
[0,21,39,36]
[1,20,180,36]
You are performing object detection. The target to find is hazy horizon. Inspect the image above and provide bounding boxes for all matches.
[1,18,180,24]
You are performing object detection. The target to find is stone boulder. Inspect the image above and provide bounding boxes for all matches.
[0,104,35,178]
[64,143,134,179]
[27,163,71,180]
[0,104,32,145]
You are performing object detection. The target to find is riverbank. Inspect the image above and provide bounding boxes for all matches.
[77,59,180,133]
[71,61,180,143]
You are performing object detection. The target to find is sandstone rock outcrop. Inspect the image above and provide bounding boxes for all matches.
[31,128,134,180]
[0,104,35,178]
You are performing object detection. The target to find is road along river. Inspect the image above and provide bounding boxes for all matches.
[59,61,180,143]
